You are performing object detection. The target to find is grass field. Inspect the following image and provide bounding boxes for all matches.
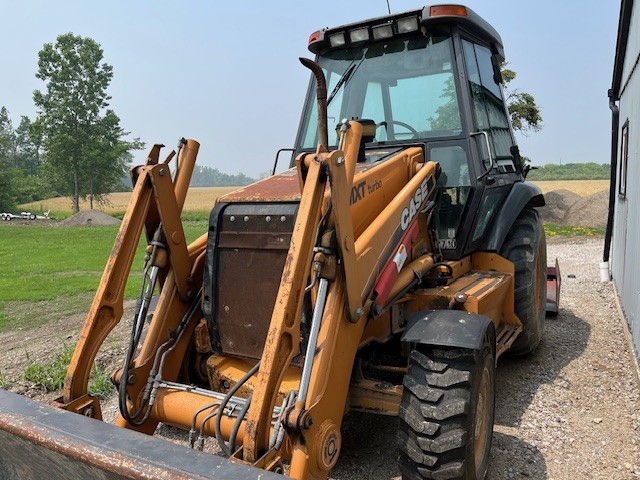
[0,222,209,332]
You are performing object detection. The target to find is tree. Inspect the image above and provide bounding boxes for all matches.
[501,64,542,134]
[0,107,18,211]
[15,116,43,174]
[0,107,17,164]
[34,33,142,213]
[84,110,143,208]
[429,65,542,135]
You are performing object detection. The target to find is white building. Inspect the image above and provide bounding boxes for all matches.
[608,0,640,359]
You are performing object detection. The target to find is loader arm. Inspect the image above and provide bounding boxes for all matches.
[242,118,438,478]
[59,140,200,417]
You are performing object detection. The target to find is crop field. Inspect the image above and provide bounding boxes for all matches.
[531,179,609,196]
[19,186,238,216]
[19,180,609,219]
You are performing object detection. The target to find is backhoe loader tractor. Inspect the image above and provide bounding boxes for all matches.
[0,5,554,480]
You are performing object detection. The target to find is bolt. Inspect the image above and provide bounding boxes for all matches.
[158,168,165,176]
[336,157,345,166]
[244,216,249,222]
[280,216,286,222]
[303,415,314,429]
[355,307,364,318]
[454,292,468,304]
[127,373,136,384]
[230,215,235,222]
[265,216,271,222]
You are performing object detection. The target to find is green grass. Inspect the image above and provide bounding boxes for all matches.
[544,224,605,237]
[23,345,114,398]
[0,221,209,331]
[0,218,598,334]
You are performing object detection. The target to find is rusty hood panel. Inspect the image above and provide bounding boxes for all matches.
[218,147,409,205]
[220,169,301,203]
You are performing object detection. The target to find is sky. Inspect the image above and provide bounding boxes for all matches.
[0,1,621,178]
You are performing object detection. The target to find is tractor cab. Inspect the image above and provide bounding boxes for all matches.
[294,5,524,260]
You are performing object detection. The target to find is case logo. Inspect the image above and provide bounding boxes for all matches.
[401,176,432,231]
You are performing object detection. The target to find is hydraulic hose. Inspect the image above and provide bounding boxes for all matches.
[214,361,261,456]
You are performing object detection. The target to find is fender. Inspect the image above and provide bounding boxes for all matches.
[482,181,545,252]
[401,310,494,350]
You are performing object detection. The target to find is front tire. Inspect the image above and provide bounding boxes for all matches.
[398,329,496,480]
[500,208,546,356]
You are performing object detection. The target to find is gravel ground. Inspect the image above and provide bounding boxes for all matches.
[329,236,640,480]
[1,236,639,479]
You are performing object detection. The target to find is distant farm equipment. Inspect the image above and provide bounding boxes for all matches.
[1,210,50,221]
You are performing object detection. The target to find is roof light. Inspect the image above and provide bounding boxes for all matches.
[328,32,346,47]
[372,23,394,40]
[308,30,321,44]
[349,27,370,43]
[430,5,468,17]
[396,16,419,34]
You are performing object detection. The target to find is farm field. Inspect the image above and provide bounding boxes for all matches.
[18,180,610,217]
[531,179,609,196]
[19,186,237,216]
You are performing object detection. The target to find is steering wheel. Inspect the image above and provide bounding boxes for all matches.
[377,120,419,140]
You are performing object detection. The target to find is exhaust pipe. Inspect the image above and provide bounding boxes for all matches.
[299,58,328,150]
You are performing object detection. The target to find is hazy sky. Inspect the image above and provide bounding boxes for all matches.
[0,1,619,178]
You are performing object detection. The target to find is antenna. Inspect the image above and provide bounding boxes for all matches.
[386,0,391,14]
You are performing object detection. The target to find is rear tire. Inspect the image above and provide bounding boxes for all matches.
[500,208,546,356]
[398,329,496,480]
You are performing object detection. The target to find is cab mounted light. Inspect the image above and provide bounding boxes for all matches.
[372,23,393,40]
[329,32,346,47]
[349,27,370,43]
[430,5,468,17]
[396,16,419,34]
[308,30,321,44]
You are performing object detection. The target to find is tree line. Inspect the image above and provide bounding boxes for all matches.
[190,166,255,187]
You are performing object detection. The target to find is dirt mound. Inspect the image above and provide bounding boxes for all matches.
[538,189,581,225]
[563,190,609,229]
[57,210,121,227]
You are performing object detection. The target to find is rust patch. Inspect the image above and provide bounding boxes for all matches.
[220,170,301,203]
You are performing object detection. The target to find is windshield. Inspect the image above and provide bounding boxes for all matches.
[297,35,462,150]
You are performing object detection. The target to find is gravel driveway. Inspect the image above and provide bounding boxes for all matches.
[2,236,638,479]
[330,236,640,480]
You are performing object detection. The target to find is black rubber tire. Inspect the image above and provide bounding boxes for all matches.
[500,208,547,356]
[398,329,496,480]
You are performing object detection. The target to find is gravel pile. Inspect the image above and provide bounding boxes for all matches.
[540,190,609,229]
[563,190,610,229]
[57,209,121,227]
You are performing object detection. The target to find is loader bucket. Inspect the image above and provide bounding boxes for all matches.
[546,258,561,316]
[0,389,282,479]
